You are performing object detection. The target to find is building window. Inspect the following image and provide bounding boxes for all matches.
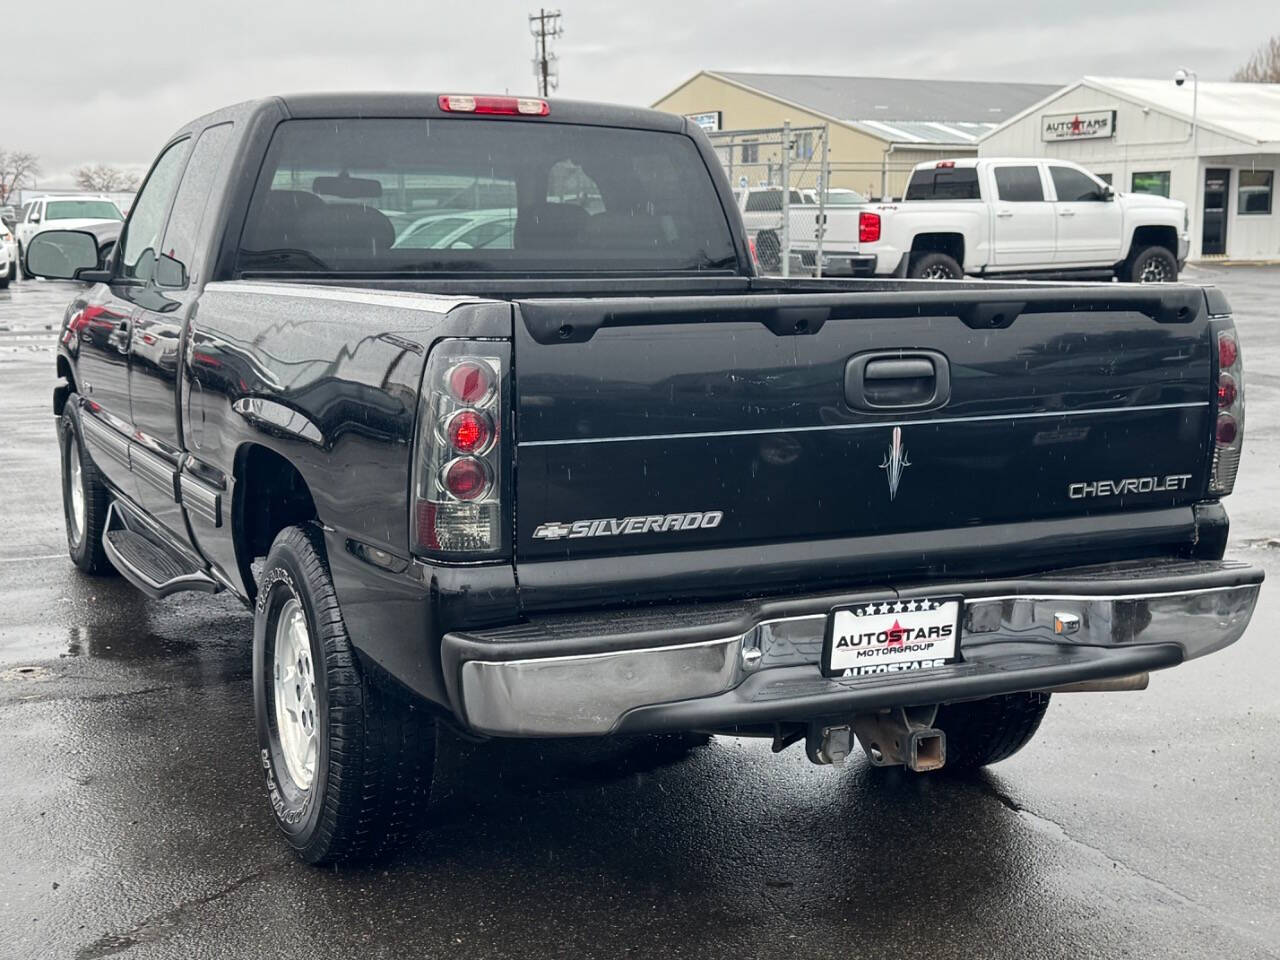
[1131,171,1171,197]
[1095,172,1113,185]
[1238,170,1273,215]
[741,141,758,164]
[792,132,813,159]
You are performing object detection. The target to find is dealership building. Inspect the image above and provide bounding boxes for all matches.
[980,76,1280,260]
[653,71,1059,198]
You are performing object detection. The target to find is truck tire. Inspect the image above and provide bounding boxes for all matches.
[17,242,29,281]
[1124,245,1177,283]
[254,524,436,865]
[755,230,781,271]
[935,692,1050,769]
[908,251,962,280]
[59,402,116,575]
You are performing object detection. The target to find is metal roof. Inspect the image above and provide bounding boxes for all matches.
[710,71,1061,142]
[1084,76,1280,144]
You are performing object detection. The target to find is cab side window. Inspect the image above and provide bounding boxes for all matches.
[158,124,235,288]
[994,166,1045,202]
[119,139,191,283]
[1050,166,1106,202]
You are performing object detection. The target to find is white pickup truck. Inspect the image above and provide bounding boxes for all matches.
[792,158,1190,282]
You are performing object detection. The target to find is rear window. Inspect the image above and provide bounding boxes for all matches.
[237,118,738,276]
[904,168,980,200]
[45,200,123,221]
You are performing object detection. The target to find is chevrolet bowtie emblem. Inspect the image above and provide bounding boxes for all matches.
[879,426,911,501]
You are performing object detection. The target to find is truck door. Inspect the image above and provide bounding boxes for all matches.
[81,138,192,507]
[1048,164,1122,265]
[990,164,1055,267]
[128,123,234,544]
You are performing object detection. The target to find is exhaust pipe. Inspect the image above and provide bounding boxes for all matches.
[1041,672,1149,693]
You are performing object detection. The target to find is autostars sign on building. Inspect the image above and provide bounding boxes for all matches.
[1042,109,1116,142]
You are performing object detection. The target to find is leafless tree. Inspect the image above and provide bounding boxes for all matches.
[0,150,41,205]
[74,164,140,193]
[1232,35,1280,82]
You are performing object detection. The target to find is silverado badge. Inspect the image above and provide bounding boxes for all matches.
[880,426,911,501]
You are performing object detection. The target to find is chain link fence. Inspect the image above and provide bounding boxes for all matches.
[705,124,930,275]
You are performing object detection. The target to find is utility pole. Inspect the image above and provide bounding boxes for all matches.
[528,9,563,96]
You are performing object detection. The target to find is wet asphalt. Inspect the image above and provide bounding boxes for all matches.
[1,269,1278,960]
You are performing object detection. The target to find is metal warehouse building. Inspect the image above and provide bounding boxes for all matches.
[653,71,1058,199]
[980,77,1280,261]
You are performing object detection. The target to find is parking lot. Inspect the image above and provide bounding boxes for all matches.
[1,267,1278,959]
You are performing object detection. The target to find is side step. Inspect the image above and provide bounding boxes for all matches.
[102,502,221,600]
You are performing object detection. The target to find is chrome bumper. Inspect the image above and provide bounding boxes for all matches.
[446,560,1262,737]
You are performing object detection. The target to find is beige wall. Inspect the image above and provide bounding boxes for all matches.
[654,73,977,198]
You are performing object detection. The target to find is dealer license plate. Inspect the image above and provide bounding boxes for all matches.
[822,598,961,679]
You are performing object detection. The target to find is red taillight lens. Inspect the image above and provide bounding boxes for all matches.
[438,94,549,116]
[1217,374,1237,408]
[442,457,489,500]
[1216,414,1238,445]
[447,360,493,405]
[859,212,881,244]
[446,409,493,453]
[1218,332,1238,369]
[1209,325,1244,496]
[412,344,507,557]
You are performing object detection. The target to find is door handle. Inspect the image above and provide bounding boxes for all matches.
[1059,210,1075,217]
[845,350,951,411]
[996,210,1014,219]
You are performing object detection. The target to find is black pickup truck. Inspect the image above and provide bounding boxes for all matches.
[25,92,1262,866]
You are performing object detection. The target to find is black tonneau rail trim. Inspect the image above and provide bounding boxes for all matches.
[518,285,1205,343]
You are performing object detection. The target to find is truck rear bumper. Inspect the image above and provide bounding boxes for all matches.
[442,558,1262,737]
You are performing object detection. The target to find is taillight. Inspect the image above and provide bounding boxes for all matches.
[411,340,509,557]
[438,94,550,116]
[1209,325,1244,496]
[748,236,759,268]
[859,212,881,244]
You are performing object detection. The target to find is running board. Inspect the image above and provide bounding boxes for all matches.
[102,501,221,600]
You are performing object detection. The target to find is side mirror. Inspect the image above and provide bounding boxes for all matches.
[1101,185,1115,201]
[23,230,101,281]
[155,253,188,289]
[30,214,41,224]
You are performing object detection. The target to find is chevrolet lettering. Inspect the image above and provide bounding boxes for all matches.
[1068,474,1194,500]
[26,91,1261,867]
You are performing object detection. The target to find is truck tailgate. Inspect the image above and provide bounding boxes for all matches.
[512,285,1215,600]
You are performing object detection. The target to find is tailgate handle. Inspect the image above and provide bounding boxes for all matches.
[864,358,934,381]
[845,350,950,412]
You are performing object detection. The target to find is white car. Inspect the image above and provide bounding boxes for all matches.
[791,157,1190,282]
[393,209,515,250]
[15,195,125,277]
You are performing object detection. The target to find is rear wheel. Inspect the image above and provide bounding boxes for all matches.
[16,242,28,280]
[935,692,1051,769]
[908,251,962,280]
[1124,245,1177,283]
[254,524,436,865]
[59,403,115,575]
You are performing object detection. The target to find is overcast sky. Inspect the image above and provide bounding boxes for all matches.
[9,0,1278,187]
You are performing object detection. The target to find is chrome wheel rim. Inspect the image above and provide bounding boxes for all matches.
[68,436,85,545]
[273,598,318,790]
[1139,259,1172,283]
[920,264,957,280]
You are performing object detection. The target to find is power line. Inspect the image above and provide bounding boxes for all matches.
[528,8,563,97]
